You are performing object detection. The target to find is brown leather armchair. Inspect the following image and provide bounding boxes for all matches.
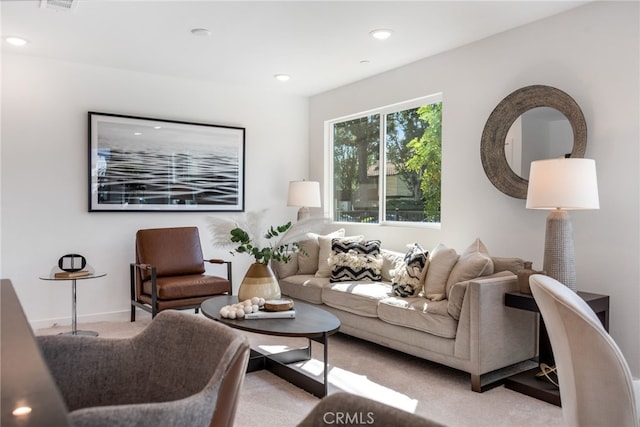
[130,226,232,321]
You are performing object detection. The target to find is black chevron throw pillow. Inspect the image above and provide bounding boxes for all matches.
[329,238,383,282]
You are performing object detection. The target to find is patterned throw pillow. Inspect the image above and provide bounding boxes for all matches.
[329,239,383,282]
[392,243,429,297]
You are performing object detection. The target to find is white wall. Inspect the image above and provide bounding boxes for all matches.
[1,53,309,327]
[309,1,640,373]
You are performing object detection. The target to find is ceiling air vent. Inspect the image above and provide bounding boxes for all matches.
[40,0,79,12]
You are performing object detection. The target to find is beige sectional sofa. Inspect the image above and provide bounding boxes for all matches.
[272,231,537,392]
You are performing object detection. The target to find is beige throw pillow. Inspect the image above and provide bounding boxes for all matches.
[424,244,459,301]
[272,257,298,279]
[297,233,321,274]
[445,238,494,298]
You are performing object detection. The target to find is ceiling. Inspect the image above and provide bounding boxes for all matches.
[1,0,590,97]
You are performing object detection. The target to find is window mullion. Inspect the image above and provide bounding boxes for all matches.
[379,113,386,224]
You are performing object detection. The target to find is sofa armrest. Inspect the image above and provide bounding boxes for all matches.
[454,274,537,376]
[447,271,514,320]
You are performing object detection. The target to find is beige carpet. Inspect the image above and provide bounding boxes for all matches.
[36,317,563,427]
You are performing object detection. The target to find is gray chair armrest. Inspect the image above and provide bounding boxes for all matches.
[37,311,250,427]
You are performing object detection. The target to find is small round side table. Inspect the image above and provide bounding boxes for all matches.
[39,272,106,336]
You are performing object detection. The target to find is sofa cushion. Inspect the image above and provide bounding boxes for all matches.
[377,296,458,338]
[278,274,330,304]
[424,244,459,301]
[445,238,494,298]
[329,239,383,282]
[392,243,429,297]
[322,281,392,317]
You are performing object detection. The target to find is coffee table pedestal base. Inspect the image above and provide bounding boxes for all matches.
[247,336,329,398]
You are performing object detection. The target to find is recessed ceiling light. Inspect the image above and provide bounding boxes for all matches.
[274,74,291,82]
[12,406,32,416]
[5,36,29,46]
[190,28,211,37]
[369,29,392,40]
[360,60,371,65]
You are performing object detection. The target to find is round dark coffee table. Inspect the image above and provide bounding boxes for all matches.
[201,295,340,397]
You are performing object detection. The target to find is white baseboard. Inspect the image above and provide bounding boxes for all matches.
[30,308,150,330]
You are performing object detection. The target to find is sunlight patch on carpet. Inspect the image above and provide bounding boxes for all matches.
[327,366,418,413]
[290,358,417,413]
[254,341,418,413]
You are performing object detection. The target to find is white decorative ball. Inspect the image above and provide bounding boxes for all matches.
[236,308,245,318]
[220,307,229,317]
[252,304,259,313]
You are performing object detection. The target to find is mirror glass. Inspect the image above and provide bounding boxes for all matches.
[504,107,573,179]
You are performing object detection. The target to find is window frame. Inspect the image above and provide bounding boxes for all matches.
[326,93,443,227]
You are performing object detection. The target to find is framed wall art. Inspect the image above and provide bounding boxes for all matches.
[88,112,245,212]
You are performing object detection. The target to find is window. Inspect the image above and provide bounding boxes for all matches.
[329,94,442,225]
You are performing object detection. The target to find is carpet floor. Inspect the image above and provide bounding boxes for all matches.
[36,316,563,427]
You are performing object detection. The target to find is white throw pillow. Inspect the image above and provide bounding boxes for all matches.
[381,249,406,282]
[313,229,348,277]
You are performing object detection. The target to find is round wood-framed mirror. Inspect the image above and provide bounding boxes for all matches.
[480,85,587,199]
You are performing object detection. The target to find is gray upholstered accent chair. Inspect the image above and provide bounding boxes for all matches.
[297,392,445,427]
[530,274,640,427]
[130,226,232,321]
[37,310,250,427]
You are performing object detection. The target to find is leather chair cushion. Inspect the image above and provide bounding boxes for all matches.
[136,227,206,279]
[143,274,230,299]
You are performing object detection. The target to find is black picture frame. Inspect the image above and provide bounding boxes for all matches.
[88,112,245,212]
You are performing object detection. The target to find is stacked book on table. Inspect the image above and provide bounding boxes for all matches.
[54,270,90,278]
[245,309,295,319]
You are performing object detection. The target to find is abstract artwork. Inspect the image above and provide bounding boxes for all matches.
[88,112,245,212]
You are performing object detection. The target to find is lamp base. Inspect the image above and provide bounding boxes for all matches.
[543,209,577,292]
[297,206,310,221]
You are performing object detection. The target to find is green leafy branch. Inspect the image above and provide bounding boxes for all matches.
[229,221,303,265]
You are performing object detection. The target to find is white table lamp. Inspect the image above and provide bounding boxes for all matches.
[287,180,321,221]
[526,158,599,292]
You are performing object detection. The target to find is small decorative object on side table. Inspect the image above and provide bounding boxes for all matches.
[504,290,609,406]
